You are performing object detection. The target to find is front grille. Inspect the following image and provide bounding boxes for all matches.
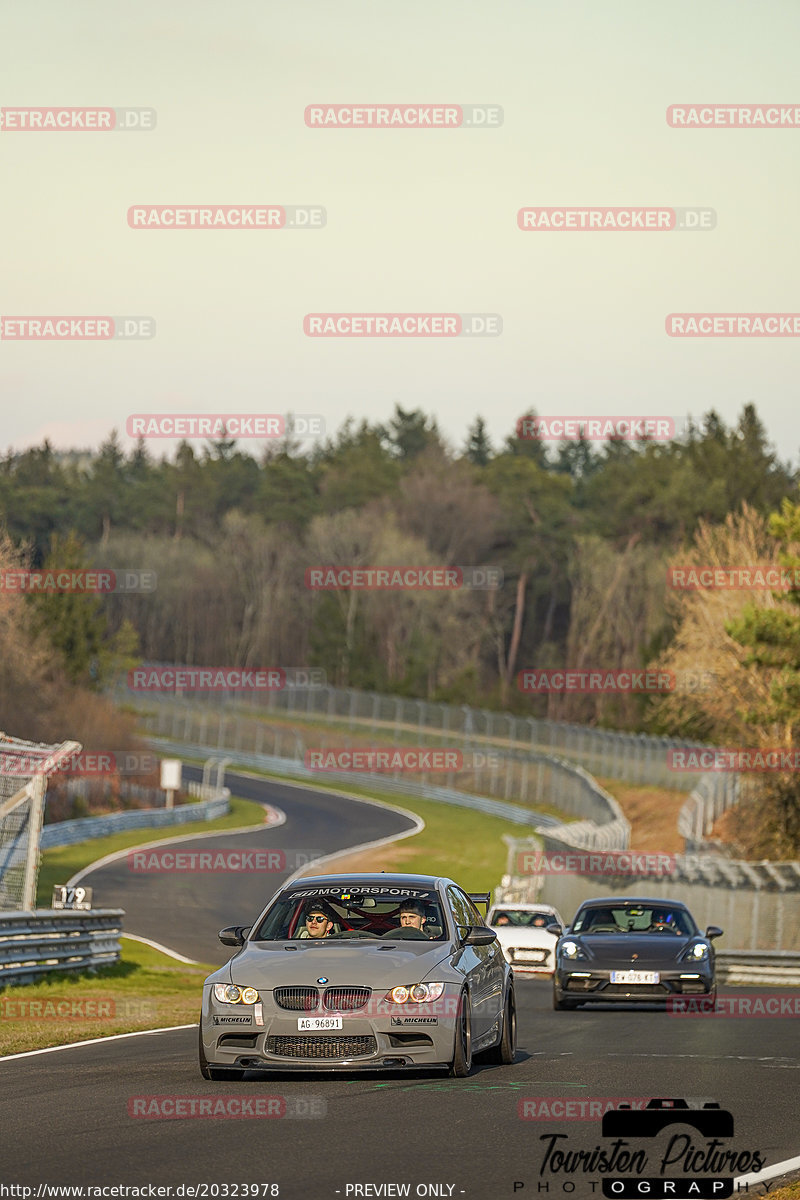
[273,986,319,1011]
[323,986,371,1011]
[266,1035,376,1060]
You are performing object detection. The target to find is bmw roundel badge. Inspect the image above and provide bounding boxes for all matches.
[317,977,329,984]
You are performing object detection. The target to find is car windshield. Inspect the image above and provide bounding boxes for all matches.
[254,885,448,941]
[490,909,553,928]
[572,905,697,936]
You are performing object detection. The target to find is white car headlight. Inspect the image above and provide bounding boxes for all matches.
[385,982,446,1004]
[213,983,260,1004]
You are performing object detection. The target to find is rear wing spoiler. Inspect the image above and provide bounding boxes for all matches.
[469,892,491,912]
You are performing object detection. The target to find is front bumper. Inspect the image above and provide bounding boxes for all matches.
[554,965,715,1004]
[201,987,461,1070]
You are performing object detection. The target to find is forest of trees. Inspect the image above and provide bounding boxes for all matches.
[1,402,796,722]
[3,401,800,853]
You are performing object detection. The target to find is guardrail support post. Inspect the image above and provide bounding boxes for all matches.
[20,776,45,911]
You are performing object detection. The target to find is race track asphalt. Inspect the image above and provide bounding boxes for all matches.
[1,771,797,1198]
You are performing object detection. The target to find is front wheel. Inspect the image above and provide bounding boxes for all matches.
[448,991,473,1077]
[485,987,516,1064]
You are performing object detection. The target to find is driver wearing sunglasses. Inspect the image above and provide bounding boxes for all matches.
[300,901,335,938]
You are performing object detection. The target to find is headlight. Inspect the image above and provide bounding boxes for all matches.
[561,941,580,958]
[384,982,445,1004]
[213,984,261,1004]
[681,943,709,962]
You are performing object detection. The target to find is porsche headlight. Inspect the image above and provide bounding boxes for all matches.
[385,982,446,1004]
[561,940,580,958]
[681,943,709,962]
[213,984,260,1004]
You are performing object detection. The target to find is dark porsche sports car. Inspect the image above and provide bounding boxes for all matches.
[200,873,517,1077]
[551,897,722,1009]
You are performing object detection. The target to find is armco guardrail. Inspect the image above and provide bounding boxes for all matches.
[39,790,230,849]
[148,732,631,851]
[0,909,124,985]
[717,951,800,986]
[496,840,800,951]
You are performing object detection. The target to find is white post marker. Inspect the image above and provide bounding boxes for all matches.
[160,758,182,810]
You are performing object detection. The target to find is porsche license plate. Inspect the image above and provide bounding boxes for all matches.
[297,1016,343,1031]
[610,970,659,984]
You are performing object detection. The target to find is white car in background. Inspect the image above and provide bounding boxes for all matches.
[487,902,565,975]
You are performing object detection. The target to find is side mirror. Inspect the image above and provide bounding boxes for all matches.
[705,925,723,940]
[219,925,250,947]
[461,926,497,946]
[546,923,564,937]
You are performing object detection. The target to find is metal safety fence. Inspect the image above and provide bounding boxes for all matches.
[0,734,81,912]
[141,695,632,850]
[117,676,710,790]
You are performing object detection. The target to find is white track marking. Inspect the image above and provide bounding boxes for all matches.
[0,1024,196,1062]
[121,932,200,964]
[737,1154,800,1187]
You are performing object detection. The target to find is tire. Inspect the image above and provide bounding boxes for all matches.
[199,1023,246,1081]
[448,991,473,1077]
[485,987,516,1064]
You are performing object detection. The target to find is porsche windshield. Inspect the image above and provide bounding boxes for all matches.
[254,886,448,941]
[572,905,697,936]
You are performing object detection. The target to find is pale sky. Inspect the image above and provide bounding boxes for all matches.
[2,0,799,463]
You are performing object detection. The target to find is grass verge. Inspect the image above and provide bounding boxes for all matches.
[0,936,214,1057]
[253,772,525,893]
